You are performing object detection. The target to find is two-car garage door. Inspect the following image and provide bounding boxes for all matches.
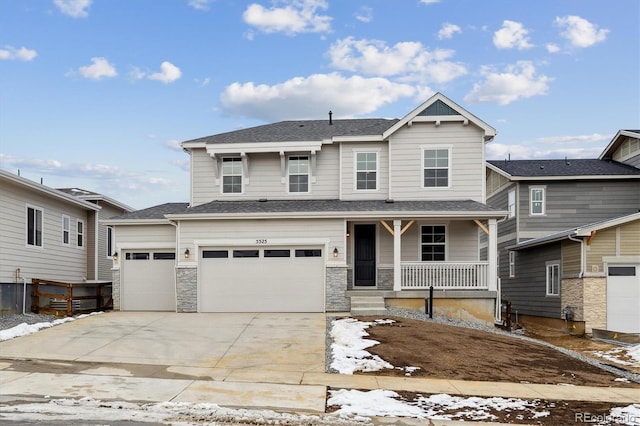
[199,246,325,312]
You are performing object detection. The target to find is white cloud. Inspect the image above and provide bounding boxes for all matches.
[171,159,190,171]
[535,133,611,144]
[327,37,466,84]
[546,43,560,53]
[487,143,603,160]
[243,0,332,35]
[555,15,608,48]
[219,72,414,121]
[0,45,37,61]
[355,6,373,23]
[75,57,117,80]
[128,66,146,81]
[162,139,183,151]
[53,0,92,18]
[493,20,533,50]
[187,0,213,11]
[464,61,551,105]
[438,23,461,40]
[148,61,182,84]
[419,0,440,4]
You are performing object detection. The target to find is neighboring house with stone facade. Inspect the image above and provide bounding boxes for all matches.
[105,93,507,323]
[484,129,640,335]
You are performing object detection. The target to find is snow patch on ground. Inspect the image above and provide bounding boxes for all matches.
[329,318,394,374]
[591,344,640,367]
[0,312,103,342]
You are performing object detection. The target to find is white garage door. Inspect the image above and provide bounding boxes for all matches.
[606,265,640,334]
[199,246,325,312]
[122,250,176,311]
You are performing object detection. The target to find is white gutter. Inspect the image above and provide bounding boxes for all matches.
[166,210,509,221]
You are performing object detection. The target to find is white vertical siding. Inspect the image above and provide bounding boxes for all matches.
[389,122,485,201]
[0,181,90,283]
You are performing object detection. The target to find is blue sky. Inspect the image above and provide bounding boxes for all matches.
[1,0,638,209]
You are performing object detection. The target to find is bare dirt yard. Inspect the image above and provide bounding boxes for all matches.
[343,316,640,425]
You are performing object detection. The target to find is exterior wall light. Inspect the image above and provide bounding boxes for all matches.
[333,247,339,258]
[184,248,190,259]
[112,252,118,263]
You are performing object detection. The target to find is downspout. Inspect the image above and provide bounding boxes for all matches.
[93,210,99,280]
[567,234,584,278]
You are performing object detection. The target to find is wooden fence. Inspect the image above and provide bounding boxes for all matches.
[31,279,112,317]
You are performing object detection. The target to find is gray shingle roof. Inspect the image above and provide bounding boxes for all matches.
[108,202,190,220]
[487,159,640,177]
[184,119,399,144]
[178,199,500,215]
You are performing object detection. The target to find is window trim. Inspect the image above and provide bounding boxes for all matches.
[287,155,310,193]
[107,226,114,258]
[76,219,85,248]
[422,147,452,189]
[62,215,71,245]
[420,224,447,262]
[546,262,560,296]
[26,204,44,248]
[508,251,515,278]
[354,151,379,191]
[507,189,516,219]
[221,157,243,194]
[530,186,546,216]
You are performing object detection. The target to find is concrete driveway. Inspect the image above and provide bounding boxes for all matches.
[0,311,329,412]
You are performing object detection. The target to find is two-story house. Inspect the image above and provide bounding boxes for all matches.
[485,130,640,335]
[0,169,133,313]
[105,93,507,323]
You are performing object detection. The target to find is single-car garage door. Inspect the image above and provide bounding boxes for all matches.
[607,264,640,334]
[199,246,324,312]
[122,250,176,311]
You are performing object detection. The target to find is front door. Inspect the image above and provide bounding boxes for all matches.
[354,224,376,287]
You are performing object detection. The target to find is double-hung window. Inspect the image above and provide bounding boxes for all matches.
[509,251,516,277]
[288,156,309,193]
[423,148,450,188]
[77,220,84,247]
[107,226,114,258]
[27,206,43,247]
[508,189,516,219]
[530,187,545,215]
[546,263,560,296]
[421,225,446,261]
[62,215,70,245]
[222,157,243,193]
[356,152,377,190]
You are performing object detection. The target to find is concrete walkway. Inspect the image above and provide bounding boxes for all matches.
[0,312,638,415]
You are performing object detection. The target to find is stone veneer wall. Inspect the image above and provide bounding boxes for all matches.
[111,268,120,310]
[377,268,393,291]
[561,277,606,333]
[583,277,606,332]
[176,267,197,313]
[326,266,350,312]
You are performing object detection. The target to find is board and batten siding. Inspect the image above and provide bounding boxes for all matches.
[520,181,640,234]
[501,242,562,318]
[561,239,581,277]
[341,142,389,200]
[189,145,340,206]
[0,181,90,283]
[620,221,640,256]
[388,122,485,202]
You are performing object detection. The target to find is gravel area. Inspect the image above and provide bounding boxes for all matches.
[0,313,60,331]
[327,307,640,384]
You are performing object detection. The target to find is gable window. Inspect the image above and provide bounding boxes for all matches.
[508,189,516,219]
[356,152,377,190]
[222,157,243,193]
[62,215,71,245]
[288,155,309,193]
[77,220,84,247]
[530,187,545,215]
[421,225,446,261]
[27,206,43,247]
[423,148,450,188]
[107,226,113,258]
[509,251,515,277]
[546,263,560,296]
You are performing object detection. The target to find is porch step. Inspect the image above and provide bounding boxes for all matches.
[350,295,387,316]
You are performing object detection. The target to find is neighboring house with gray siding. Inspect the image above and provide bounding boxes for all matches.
[0,170,133,313]
[105,93,507,323]
[484,129,640,334]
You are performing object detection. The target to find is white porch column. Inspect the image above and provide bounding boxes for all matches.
[488,218,498,291]
[393,219,402,291]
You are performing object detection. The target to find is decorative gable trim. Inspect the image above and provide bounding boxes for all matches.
[382,92,496,142]
[599,130,640,161]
